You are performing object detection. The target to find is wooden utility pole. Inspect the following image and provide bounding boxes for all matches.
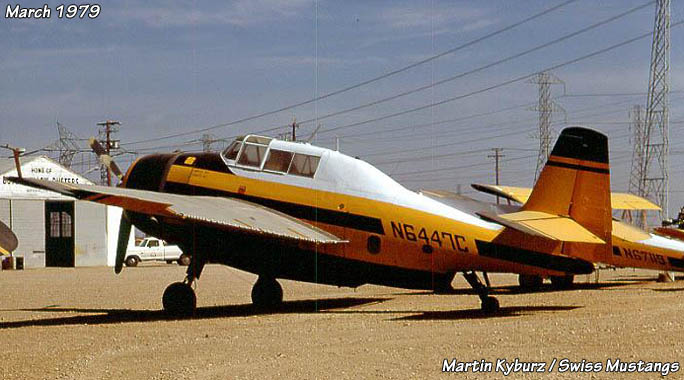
[291,118,299,142]
[0,144,25,178]
[488,148,505,204]
[96,120,120,186]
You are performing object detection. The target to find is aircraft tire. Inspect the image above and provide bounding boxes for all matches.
[251,277,283,308]
[550,275,574,289]
[518,274,543,290]
[162,282,196,316]
[481,296,500,313]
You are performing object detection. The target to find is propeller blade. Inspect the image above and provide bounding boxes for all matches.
[114,212,132,274]
[0,221,18,255]
[89,137,124,180]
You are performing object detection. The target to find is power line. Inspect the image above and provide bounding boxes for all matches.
[318,20,684,136]
[291,1,652,133]
[121,0,578,147]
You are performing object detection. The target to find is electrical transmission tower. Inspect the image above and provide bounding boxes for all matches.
[640,0,670,220]
[528,71,564,181]
[626,105,646,226]
[628,105,647,195]
[47,121,82,168]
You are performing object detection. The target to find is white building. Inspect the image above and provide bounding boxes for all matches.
[0,156,132,268]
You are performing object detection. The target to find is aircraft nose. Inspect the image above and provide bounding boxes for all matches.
[123,153,178,191]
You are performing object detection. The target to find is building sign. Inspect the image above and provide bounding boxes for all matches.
[0,156,93,199]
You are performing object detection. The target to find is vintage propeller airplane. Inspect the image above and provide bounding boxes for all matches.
[8,126,684,315]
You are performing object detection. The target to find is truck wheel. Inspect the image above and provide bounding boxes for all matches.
[125,256,139,267]
[178,254,191,266]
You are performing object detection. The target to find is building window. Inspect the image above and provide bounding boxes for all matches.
[50,212,61,238]
[60,212,72,238]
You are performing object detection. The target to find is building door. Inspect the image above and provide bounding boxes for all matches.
[45,201,75,267]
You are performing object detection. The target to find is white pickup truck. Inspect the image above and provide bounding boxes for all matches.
[124,237,190,267]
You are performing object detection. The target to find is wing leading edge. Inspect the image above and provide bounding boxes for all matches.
[8,177,345,245]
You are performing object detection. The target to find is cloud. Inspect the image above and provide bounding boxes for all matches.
[379,3,487,30]
[111,0,312,28]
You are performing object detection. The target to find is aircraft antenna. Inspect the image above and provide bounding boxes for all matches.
[640,0,670,221]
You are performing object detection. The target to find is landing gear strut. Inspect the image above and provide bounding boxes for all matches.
[162,257,205,316]
[462,271,499,313]
[251,276,283,308]
[518,274,543,290]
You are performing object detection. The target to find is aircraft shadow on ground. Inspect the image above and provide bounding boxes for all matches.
[437,281,637,296]
[0,297,389,329]
[651,287,684,292]
[391,305,583,321]
[322,305,582,321]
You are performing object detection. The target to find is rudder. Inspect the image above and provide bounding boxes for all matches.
[523,127,612,246]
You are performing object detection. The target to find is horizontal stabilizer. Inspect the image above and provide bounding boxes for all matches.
[478,210,605,244]
[612,220,651,242]
[471,183,660,211]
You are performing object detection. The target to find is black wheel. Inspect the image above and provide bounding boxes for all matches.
[481,296,500,313]
[177,254,191,266]
[125,256,139,267]
[162,282,196,316]
[518,274,543,290]
[251,277,283,308]
[550,275,574,289]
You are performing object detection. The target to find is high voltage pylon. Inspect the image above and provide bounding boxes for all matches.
[47,121,81,168]
[528,71,565,181]
[627,105,646,226]
[640,0,670,220]
[628,105,646,196]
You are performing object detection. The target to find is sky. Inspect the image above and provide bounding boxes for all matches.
[1,0,683,217]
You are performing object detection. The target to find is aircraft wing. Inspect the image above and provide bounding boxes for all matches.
[471,183,660,210]
[478,210,605,243]
[8,177,345,245]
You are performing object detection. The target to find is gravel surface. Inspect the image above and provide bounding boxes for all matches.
[1,264,682,379]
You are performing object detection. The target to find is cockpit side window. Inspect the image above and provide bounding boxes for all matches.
[263,149,294,173]
[237,143,267,168]
[288,154,320,178]
[223,141,242,161]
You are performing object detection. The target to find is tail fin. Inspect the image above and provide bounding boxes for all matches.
[523,127,612,245]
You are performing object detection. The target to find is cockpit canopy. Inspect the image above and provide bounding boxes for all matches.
[221,135,321,178]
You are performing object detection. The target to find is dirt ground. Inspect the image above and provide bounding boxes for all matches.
[0,264,682,380]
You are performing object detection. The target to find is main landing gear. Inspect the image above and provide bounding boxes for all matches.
[251,276,283,308]
[462,271,500,313]
[161,257,284,315]
[162,258,205,316]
